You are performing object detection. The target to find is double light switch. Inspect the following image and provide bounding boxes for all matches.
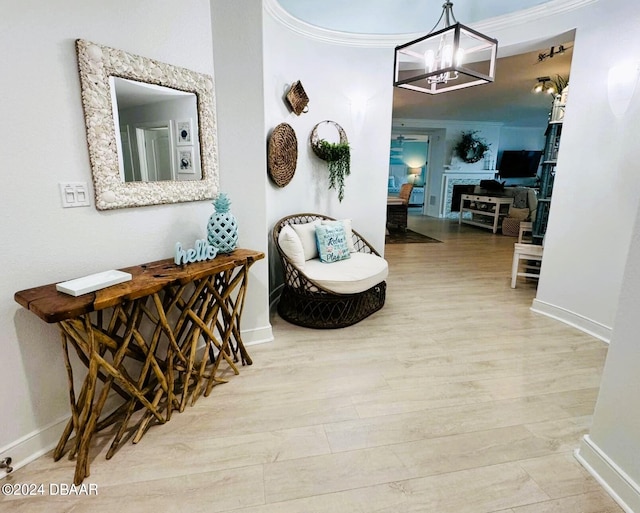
[59,182,91,208]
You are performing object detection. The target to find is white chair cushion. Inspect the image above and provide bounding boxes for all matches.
[321,219,356,253]
[292,220,321,260]
[278,225,305,269]
[303,252,388,294]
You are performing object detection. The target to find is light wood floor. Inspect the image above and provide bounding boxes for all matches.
[1,216,622,512]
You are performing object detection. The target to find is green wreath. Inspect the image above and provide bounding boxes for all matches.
[455,131,490,163]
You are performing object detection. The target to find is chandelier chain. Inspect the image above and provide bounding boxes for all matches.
[429,1,457,34]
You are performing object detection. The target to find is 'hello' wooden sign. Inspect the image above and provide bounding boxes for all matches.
[175,239,218,265]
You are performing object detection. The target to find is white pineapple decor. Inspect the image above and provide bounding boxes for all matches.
[207,193,238,253]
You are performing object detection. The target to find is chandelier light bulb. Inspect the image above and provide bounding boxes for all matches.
[424,50,436,73]
[442,44,454,69]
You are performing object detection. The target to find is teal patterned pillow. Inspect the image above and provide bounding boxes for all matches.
[315,224,351,263]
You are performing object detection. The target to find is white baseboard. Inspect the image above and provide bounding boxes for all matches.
[241,323,274,346]
[0,415,68,479]
[530,298,612,343]
[576,435,640,513]
[0,325,273,480]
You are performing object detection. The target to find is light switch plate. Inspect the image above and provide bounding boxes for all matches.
[60,182,91,208]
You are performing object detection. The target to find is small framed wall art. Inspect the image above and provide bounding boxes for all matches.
[177,147,195,174]
[176,119,193,146]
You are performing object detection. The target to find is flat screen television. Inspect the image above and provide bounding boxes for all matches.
[498,150,543,178]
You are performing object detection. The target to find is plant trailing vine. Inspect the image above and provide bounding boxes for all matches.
[315,140,350,201]
[455,130,490,164]
[310,121,351,202]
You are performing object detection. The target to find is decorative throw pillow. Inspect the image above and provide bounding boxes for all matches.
[321,219,356,253]
[278,225,305,268]
[508,206,530,221]
[291,220,321,260]
[315,224,351,263]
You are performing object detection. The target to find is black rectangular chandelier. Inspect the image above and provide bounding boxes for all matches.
[393,2,498,95]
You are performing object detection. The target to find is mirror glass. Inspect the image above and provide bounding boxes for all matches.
[112,78,202,182]
[76,39,218,210]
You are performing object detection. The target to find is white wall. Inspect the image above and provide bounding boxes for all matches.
[577,197,640,512]
[531,0,640,342]
[0,0,270,471]
[262,5,395,300]
[499,126,545,152]
[210,0,272,344]
[564,1,640,510]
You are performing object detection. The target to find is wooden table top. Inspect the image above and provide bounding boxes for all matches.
[15,249,264,324]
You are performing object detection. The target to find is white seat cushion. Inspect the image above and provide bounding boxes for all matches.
[303,252,388,294]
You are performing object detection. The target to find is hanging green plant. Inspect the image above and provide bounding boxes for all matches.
[316,140,350,201]
[455,130,490,164]
[310,121,351,202]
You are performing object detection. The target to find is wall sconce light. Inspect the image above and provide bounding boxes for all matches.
[393,1,497,95]
[608,61,640,118]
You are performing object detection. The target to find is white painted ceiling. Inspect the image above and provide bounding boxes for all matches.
[275,0,574,127]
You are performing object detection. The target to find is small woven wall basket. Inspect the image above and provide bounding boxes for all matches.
[310,120,348,161]
[268,123,298,187]
[285,80,309,115]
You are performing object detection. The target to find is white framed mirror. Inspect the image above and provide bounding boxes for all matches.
[75,39,219,210]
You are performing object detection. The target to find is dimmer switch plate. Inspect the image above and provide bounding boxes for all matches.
[60,182,91,208]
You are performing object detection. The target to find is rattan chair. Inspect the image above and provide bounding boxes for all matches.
[273,213,386,329]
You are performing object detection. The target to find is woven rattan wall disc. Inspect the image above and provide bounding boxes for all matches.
[310,120,348,161]
[268,123,298,187]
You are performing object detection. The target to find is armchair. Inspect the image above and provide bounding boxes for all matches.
[387,183,413,231]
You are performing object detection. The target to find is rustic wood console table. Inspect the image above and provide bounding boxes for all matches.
[14,249,263,484]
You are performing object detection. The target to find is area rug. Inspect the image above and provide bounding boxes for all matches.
[385,229,442,244]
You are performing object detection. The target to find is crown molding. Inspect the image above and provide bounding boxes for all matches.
[472,0,598,33]
[263,0,399,48]
[264,0,598,48]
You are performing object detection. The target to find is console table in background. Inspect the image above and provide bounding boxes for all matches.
[14,249,263,484]
[459,194,514,234]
